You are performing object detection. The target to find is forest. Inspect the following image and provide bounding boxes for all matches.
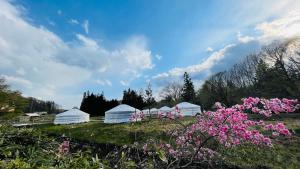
[0,78,61,119]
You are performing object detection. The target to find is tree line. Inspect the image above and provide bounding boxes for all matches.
[144,39,300,110]
[79,83,157,116]
[80,91,119,116]
[0,78,61,116]
[79,73,196,116]
[197,39,300,109]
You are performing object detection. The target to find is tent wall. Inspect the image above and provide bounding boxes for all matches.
[104,111,135,123]
[180,107,201,116]
[54,114,89,124]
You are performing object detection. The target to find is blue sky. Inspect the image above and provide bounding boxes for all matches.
[1,0,300,108]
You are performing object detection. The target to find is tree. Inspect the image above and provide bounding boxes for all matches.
[25,97,60,114]
[144,83,156,110]
[122,88,145,110]
[160,81,183,103]
[80,91,119,116]
[196,38,300,109]
[0,78,9,91]
[0,78,59,115]
[181,72,196,103]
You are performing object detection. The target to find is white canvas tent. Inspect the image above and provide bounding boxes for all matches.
[174,102,201,116]
[159,106,173,116]
[159,106,172,112]
[25,113,40,117]
[104,104,140,123]
[150,108,159,116]
[142,109,150,116]
[54,109,90,124]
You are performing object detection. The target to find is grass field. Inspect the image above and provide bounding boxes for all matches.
[35,114,300,169]
[37,118,195,145]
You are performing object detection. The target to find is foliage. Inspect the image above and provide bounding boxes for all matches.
[181,72,196,103]
[122,88,145,110]
[0,78,28,115]
[23,97,61,114]
[0,78,60,119]
[197,40,300,110]
[141,97,299,168]
[80,91,119,116]
[0,124,108,169]
[159,82,183,107]
[144,83,156,109]
[33,113,300,168]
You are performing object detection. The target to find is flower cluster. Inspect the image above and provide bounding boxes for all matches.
[149,97,299,166]
[174,106,183,118]
[240,97,299,116]
[129,111,144,122]
[58,140,70,156]
[157,111,165,118]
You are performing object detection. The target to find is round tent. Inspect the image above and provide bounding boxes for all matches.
[104,104,140,123]
[174,102,201,116]
[54,109,90,124]
[159,106,173,116]
[150,108,158,116]
[142,109,150,116]
[159,106,173,112]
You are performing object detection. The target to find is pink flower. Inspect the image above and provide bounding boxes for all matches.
[58,141,69,155]
[215,102,223,109]
[144,97,298,163]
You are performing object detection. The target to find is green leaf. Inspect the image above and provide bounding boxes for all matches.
[157,150,168,163]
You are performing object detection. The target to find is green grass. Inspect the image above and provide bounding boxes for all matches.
[224,116,300,169]
[36,115,300,168]
[37,118,195,145]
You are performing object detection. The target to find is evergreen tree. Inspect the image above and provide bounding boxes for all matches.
[79,91,119,116]
[144,83,156,110]
[122,88,145,110]
[181,72,196,103]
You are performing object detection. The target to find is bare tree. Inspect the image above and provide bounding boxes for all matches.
[160,81,183,102]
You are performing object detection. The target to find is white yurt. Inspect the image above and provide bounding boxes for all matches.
[150,108,159,116]
[54,108,90,125]
[104,104,140,123]
[174,102,201,116]
[159,106,173,116]
[142,109,150,116]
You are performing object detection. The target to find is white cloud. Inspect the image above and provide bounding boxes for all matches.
[82,20,89,34]
[56,34,153,77]
[155,54,162,60]
[120,80,130,86]
[152,9,300,87]
[57,10,62,16]
[206,47,213,52]
[1,75,32,89]
[153,44,235,81]
[256,11,300,43]
[76,34,99,49]
[47,19,55,26]
[96,79,112,86]
[16,67,26,76]
[0,0,154,108]
[69,19,79,25]
[237,31,255,43]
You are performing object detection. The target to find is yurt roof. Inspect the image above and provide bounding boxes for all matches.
[150,108,158,112]
[26,113,40,117]
[56,109,89,117]
[106,104,140,113]
[175,102,200,109]
[159,106,172,111]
